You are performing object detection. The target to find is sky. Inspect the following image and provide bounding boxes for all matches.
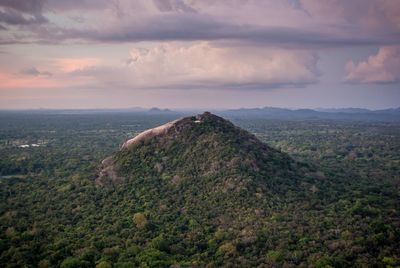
[0,0,399,110]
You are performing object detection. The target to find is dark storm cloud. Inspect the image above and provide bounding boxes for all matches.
[0,9,47,25]
[0,0,107,26]
[55,14,399,48]
[141,81,317,91]
[0,0,108,13]
[0,0,47,25]
[0,0,399,48]
[0,0,44,14]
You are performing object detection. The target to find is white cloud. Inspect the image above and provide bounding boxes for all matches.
[345,46,400,84]
[72,42,319,90]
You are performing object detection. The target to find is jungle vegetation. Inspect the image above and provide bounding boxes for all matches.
[0,111,399,267]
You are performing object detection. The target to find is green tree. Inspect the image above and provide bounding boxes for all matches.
[96,260,112,268]
[133,212,148,229]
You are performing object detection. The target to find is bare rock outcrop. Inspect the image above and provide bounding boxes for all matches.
[121,119,180,149]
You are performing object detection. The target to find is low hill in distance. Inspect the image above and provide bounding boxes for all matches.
[221,106,400,121]
[3,106,398,121]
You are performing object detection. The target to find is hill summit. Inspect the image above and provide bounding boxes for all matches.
[96,112,316,266]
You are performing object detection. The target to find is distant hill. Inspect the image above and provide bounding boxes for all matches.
[221,106,400,121]
[148,107,173,113]
[1,107,398,121]
[315,108,372,113]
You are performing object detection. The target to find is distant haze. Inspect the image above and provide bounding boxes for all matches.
[0,1,399,109]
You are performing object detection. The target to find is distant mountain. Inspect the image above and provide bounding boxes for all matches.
[221,107,319,119]
[315,108,372,113]
[221,106,400,121]
[374,107,400,114]
[148,107,173,113]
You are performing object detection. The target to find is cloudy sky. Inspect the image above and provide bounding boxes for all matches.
[0,0,399,109]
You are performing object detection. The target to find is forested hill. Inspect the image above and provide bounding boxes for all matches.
[99,111,311,194]
[95,112,320,266]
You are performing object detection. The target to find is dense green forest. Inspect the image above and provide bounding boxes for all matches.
[0,111,399,267]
